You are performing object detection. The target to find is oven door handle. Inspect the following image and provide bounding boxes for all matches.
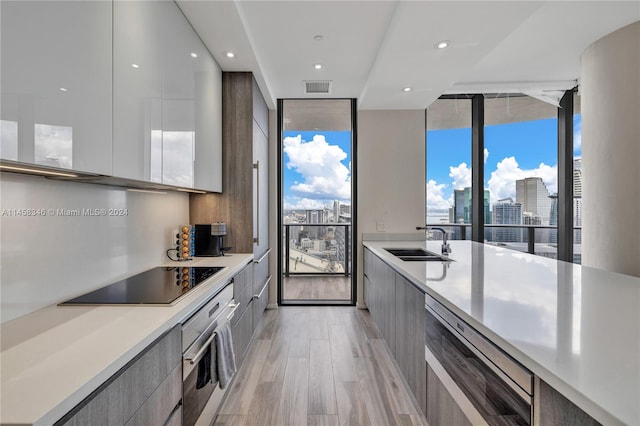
[184,302,239,365]
[185,330,216,365]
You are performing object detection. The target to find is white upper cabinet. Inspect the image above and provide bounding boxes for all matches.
[0,1,112,175]
[193,34,222,192]
[113,1,221,191]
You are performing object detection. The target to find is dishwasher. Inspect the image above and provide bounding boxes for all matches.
[425,294,534,425]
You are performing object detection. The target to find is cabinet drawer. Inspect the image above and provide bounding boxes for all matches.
[125,363,182,426]
[253,250,269,294]
[232,302,253,365]
[164,405,183,426]
[58,326,181,425]
[232,263,254,325]
[253,276,270,330]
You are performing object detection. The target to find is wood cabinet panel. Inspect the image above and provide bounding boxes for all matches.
[190,71,269,255]
[57,326,181,425]
[395,274,427,415]
[253,278,270,331]
[426,364,473,426]
[535,378,601,426]
[125,363,182,426]
[252,78,269,136]
[232,262,254,324]
[232,300,254,365]
[374,255,396,355]
[253,251,270,295]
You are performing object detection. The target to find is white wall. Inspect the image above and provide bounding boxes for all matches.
[581,21,640,277]
[0,173,189,322]
[356,110,426,305]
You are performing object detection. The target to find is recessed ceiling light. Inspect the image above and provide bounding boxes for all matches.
[59,87,68,92]
[435,40,450,49]
[314,35,324,41]
[403,87,412,92]
[131,63,140,68]
[313,63,323,70]
[225,51,235,59]
[190,52,198,58]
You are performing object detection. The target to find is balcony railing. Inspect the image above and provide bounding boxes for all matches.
[283,223,351,277]
[425,223,582,264]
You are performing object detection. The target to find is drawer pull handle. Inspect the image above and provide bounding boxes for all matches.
[253,276,271,300]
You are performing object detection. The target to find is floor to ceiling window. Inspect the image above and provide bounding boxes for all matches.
[426,90,579,263]
[484,95,558,258]
[426,97,472,241]
[278,99,356,304]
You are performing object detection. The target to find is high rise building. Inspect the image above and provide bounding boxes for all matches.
[522,212,542,225]
[573,157,583,198]
[305,209,329,224]
[332,201,351,223]
[492,198,522,242]
[549,194,558,244]
[573,158,583,244]
[462,187,491,224]
[451,189,465,239]
[516,177,552,225]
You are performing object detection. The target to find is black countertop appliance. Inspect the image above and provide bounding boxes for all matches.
[194,223,229,256]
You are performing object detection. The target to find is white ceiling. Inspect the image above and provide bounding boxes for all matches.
[177,0,640,110]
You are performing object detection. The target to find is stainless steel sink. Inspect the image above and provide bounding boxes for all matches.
[384,248,453,262]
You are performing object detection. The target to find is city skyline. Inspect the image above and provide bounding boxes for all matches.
[427,114,582,223]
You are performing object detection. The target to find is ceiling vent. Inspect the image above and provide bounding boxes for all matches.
[304,80,332,94]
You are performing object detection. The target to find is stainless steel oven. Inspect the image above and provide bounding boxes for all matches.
[425,294,534,425]
[182,282,238,426]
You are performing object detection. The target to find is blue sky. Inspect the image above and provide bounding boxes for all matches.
[283,130,351,210]
[427,115,582,214]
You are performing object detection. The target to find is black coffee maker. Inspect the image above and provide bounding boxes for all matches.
[194,223,230,256]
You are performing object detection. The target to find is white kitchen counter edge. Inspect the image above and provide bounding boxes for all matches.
[0,254,253,425]
[363,241,627,426]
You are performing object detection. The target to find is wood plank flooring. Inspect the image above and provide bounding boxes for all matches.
[214,307,427,426]
[282,277,351,301]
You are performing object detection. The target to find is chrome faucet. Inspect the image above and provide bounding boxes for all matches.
[416,226,451,255]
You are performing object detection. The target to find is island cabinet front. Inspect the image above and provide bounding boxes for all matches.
[363,247,426,416]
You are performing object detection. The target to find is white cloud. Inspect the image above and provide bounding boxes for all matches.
[283,134,350,200]
[449,162,471,190]
[426,179,451,210]
[487,156,557,204]
[447,149,487,191]
[284,197,330,210]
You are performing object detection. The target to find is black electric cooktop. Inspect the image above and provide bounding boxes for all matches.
[59,266,225,305]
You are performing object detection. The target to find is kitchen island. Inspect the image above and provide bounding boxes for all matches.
[364,239,639,425]
[0,254,253,425]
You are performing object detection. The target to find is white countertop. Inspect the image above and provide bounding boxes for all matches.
[0,254,253,425]
[364,240,640,426]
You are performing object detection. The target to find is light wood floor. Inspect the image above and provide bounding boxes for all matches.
[282,276,351,301]
[214,307,427,426]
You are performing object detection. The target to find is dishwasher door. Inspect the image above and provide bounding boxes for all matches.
[425,296,533,425]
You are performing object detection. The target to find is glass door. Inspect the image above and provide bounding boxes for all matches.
[278,99,355,304]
